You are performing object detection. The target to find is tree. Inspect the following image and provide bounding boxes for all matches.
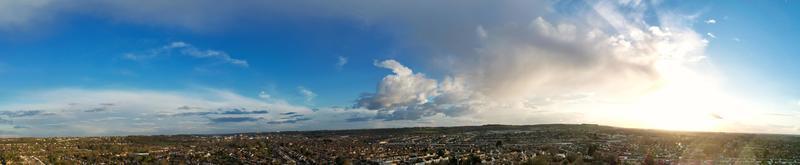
[467,153,481,164]
[524,155,549,165]
[587,145,598,156]
[644,154,655,165]
[449,155,459,165]
[566,152,581,163]
[436,149,447,158]
[334,156,351,165]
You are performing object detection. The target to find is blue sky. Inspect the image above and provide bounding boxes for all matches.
[0,0,799,136]
[0,12,400,107]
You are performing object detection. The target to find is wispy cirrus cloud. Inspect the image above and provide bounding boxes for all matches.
[0,88,313,136]
[124,41,248,67]
[209,117,261,123]
[335,56,348,69]
[268,111,311,124]
[173,107,268,117]
[258,91,271,100]
[298,86,316,103]
[707,32,716,38]
[0,110,48,118]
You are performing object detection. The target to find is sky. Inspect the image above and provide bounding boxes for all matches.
[0,0,799,137]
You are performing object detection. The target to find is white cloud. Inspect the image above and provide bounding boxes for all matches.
[455,6,707,100]
[476,25,488,39]
[354,60,489,120]
[0,0,52,31]
[298,87,316,103]
[258,91,271,100]
[124,41,248,67]
[704,19,717,24]
[355,60,446,120]
[335,56,348,69]
[358,60,437,107]
[733,37,741,42]
[707,32,716,38]
[532,17,577,42]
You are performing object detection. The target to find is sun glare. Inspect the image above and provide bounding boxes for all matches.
[618,60,731,132]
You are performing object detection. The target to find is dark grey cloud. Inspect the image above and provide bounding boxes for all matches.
[13,125,29,129]
[209,117,261,123]
[0,118,11,124]
[268,112,311,124]
[219,108,268,115]
[173,111,218,117]
[0,110,47,117]
[0,110,50,125]
[267,117,311,124]
[172,107,268,117]
[176,105,201,110]
[84,107,108,113]
[345,116,373,122]
[281,114,305,119]
[172,107,272,124]
[83,103,116,112]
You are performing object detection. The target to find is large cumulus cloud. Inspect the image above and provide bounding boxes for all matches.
[356,60,484,120]
[357,60,437,111]
[351,1,711,121]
